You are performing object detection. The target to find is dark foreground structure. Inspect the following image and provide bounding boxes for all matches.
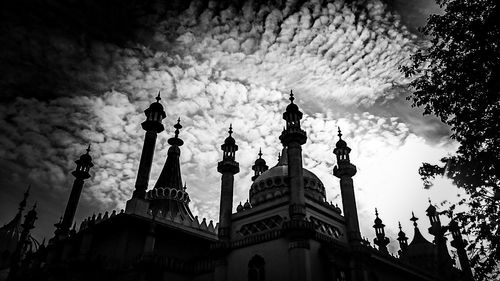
[0,93,473,281]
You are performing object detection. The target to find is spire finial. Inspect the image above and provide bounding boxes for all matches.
[86,144,91,154]
[337,127,342,139]
[410,211,418,227]
[289,90,295,103]
[375,208,379,217]
[156,91,161,102]
[277,152,281,162]
[183,182,187,190]
[258,148,262,158]
[228,124,233,136]
[173,117,182,138]
[398,221,402,231]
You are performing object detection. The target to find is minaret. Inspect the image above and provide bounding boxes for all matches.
[333,128,361,242]
[7,203,37,281]
[279,91,307,220]
[56,145,93,239]
[251,149,268,181]
[449,219,473,280]
[426,200,452,272]
[373,208,390,254]
[397,222,409,256]
[217,124,239,240]
[133,92,166,199]
[154,118,184,190]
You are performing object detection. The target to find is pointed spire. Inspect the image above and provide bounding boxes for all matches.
[156,90,161,102]
[410,211,418,227]
[289,90,295,103]
[154,118,185,190]
[228,123,233,136]
[337,127,342,139]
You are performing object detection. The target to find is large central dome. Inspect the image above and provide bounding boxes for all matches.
[249,149,326,206]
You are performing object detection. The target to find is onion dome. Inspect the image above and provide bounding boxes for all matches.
[142,91,166,133]
[72,145,93,179]
[243,200,251,210]
[285,90,300,114]
[249,147,326,206]
[251,149,268,181]
[223,124,236,146]
[236,202,244,212]
[335,127,347,149]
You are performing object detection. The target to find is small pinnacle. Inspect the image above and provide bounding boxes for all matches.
[398,221,402,231]
[277,152,281,161]
[428,197,432,205]
[173,118,182,138]
[258,148,262,158]
[375,208,379,217]
[86,144,91,154]
[289,90,295,103]
[337,127,342,139]
[228,124,233,136]
[410,212,418,227]
[156,91,161,102]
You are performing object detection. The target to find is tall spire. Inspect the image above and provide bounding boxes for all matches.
[132,91,166,199]
[217,124,240,240]
[279,90,307,220]
[55,145,93,241]
[251,148,268,181]
[333,127,360,243]
[154,118,184,190]
[373,208,390,253]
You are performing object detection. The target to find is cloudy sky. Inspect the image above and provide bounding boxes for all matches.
[0,0,460,253]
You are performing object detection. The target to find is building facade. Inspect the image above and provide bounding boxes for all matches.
[1,92,473,281]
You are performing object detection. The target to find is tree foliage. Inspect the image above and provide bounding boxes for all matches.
[401,0,500,279]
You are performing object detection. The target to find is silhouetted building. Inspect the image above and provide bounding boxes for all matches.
[0,92,473,281]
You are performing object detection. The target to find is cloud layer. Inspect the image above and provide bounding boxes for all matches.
[0,0,457,251]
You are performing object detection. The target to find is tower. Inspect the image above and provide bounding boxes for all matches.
[397,222,409,256]
[133,91,166,199]
[333,128,360,242]
[449,219,473,280]
[217,124,239,240]
[251,149,268,181]
[279,91,307,220]
[56,145,93,240]
[150,118,194,220]
[426,200,452,274]
[373,209,390,254]
[7,203,37,281]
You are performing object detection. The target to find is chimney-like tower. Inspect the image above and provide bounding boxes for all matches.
[133,91,166,199]
[279,91,307,220]
[333,128,361,242]
[217,124,239,240]
[373,208,390,254]
[56,145,93,239]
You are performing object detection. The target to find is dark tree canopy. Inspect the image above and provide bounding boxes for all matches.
[401,0,500,279]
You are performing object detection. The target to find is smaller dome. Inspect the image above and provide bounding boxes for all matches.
[224,135,236,146]
[236,202,243,212]
[374,216,382,225]
[254,157,266,166]
[243,200,251,209]
[336,139,347,148]
[79,152,92,163]
[149,101,164,112]
[286,102,299,113]
[426,203,437,214]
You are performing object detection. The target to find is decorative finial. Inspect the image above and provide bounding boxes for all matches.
[337,127,342,139]
[277,152,281,161]
[183,182,187,190]
[156,91,161,102]
[375,208,379,217]
[228,124,233,136]
[86,144,91,154]
[410,212,418,227]
[289,90,294,103]
[258,148,262,158]
[398,221,402,231]
[428,197,432,205]
[174,118,182,138]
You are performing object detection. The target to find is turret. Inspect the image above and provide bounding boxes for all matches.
[217,124,239,240]
[279,91,307,220]
[133,91,166,199]
[426,200,452,274]
[373,208,390,254]
[55,145,93,240]
[333,128,360,242]
[449,219,473,280]
[397,222,409,256]
[251,149,268,181]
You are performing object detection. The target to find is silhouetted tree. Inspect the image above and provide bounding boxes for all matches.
[401,0,499,279]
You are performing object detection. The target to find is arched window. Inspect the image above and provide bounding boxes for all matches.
[248,255,265,281]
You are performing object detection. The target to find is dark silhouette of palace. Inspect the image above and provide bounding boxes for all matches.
[0,92,474,281]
